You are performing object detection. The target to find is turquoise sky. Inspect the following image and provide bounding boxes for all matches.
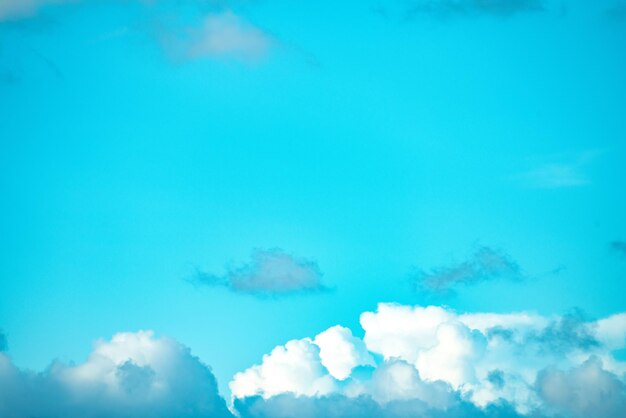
[1,0,626,403]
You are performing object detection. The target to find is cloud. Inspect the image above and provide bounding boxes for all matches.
[193,248,329,297]
[185,11,272,60]
[537,357,626,418]
[610,240,626,257]
[516,150,600,189]
[407,0,544,17]
[231,303,626,417]
[606,2,626,20]
[0,0,70,21]
[0,331,233,418]
[0,1,274,62]
[3,306,626,418]
[234,393,530,418]
[414,247,522,294]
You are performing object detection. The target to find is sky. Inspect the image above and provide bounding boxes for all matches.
[1,1,626,417]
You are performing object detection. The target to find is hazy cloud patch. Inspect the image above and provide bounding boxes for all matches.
[414,246,522,294]
[0,331,233,418]
[611,240,626,257]
[406,0,545,17]
[516,150,601,189]
[193,248,329,297]
[231,303,626,417]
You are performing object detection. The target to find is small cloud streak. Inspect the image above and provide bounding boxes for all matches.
[407,0,544,17]
[516,150,600,189]
[0,0,70,22]
[606,2,626,20]
[415,246,522,293]
[158,11,273,62]
[193,249,329,297]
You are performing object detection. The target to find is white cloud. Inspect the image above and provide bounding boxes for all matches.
[231,303,626,417]
[0,331,232,418]
[229,337,337,399]
[314,325,375,381]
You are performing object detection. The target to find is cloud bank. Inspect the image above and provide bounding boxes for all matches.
[0,331,233,418]
[193,248,329,297]
[231,303,626,418]
[414,247,522,293]
[2,305,625,418]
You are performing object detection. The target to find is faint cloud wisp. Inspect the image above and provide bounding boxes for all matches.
[414,246,522,294]
[516,150,600,189]
[192,248,329,297]
[407,0,544,17]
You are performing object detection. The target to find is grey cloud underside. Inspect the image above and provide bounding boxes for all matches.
[0,334,233,418]
[530,309,600,353]
[415,247,521,293]
[536,357,626,418]
[193,249,329,297]
[235,395,530,418]
[407,0,544,17]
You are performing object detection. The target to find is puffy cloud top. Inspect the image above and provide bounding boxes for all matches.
[231,303,626,418]
[0,331,232,418]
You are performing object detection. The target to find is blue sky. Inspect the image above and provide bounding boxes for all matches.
[1,1,626,417]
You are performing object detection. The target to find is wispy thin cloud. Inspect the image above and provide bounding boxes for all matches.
[407,0,545,17]
[606,2,626,20]
[611,241,626,257]
[414,246,522,294]
[516,150,601,189]
[192,249,329,297]
[0,0,70,22]
[159,11,273,62]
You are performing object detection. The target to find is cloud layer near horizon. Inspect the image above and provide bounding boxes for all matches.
[1,304,626,418]
[230,303,626,418]
[0,331,232,418]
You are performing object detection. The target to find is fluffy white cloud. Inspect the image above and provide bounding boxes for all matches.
[231,303,626,418]
[229,338,337,399]
[314,325,374,381]
[0,331,232,418]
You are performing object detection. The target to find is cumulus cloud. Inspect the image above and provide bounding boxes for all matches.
[193,248,329,297]
[414,247,522,294]
[537,357,626,418]
[611,240,626,257]
[231,303,626,417]
[0,331,233,418]
[407,0,544,17]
